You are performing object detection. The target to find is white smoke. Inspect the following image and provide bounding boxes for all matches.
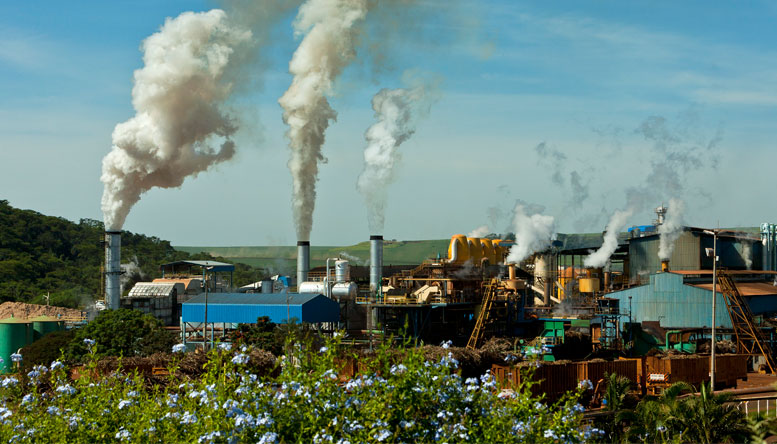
[506,204,556,264]
[357,83,435,233]
[467,225,490,238]
[657,198,685,261]
[101,10,253,230]
[279,0,370,241]
[742,242,753,270]
[120,256,146,294]
[584,208,633,268]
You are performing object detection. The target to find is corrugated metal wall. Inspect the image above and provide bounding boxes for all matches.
[609,273,731,329]
[629,231,701,276]
[182,295,339,324]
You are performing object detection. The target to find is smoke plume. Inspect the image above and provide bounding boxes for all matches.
[100,10,253,230]
[506,204,556,264]
[584,208,633,268]
[658,198,685,261]
[357,83,435,233]
[742,241,753,270]
[279,0,370,241]
[467,225,490,238]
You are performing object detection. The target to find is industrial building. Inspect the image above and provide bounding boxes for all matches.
[103,207,777,373]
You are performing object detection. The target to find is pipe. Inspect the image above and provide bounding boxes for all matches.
[661,260,670,272]
[370,235,383,298]
[105,231,121,310]
[297,241,310,287]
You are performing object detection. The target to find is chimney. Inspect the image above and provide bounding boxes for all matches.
[297,241,310,286]
[370,235,383,297]
[105,231,121,310]
[661,259,670,272]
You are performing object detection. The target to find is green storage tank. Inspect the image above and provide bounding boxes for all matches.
[0,320,31,373]
[30,315,65,341]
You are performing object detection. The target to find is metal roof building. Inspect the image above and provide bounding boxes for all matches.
[607,271,777,329]
[181,293,339,324]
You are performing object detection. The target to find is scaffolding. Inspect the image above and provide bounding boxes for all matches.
[718,270,776,374]
[466,279,500,350]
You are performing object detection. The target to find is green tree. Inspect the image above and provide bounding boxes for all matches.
[66,309,176,361]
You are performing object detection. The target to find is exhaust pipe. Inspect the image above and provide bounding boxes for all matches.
[297,241,310,287]
[105,231,121,310]
[370,235,383,297]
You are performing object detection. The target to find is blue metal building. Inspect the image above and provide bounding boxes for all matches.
[607,271,777,329]
[181,292,339,325]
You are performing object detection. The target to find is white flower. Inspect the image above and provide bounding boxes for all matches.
[50,360,63,370]
[440,340,453,349]
[390,364,407,375]
[83,339,95,348]
[218,343,232,351]
[172,343,186,353]
[319,346,328,353]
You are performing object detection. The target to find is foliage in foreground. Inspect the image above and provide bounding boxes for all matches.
[597,377,754,444]
[0,336,600,443]
[64,309,176,362]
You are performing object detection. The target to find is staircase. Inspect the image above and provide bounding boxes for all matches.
[718,270,776,374]
[466,278,500,350]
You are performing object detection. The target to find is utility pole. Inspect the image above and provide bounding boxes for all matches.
[704,229,718,392]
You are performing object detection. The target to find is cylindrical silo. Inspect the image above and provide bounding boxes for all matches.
[30,315,65,341]
[0,321,28,373]
[105,231,121,310]
[447,235,470,264]
[468,237,483,264]
[297,241,310,287]
[370,235,383,296]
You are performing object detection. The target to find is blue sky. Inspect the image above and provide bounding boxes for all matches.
[1,1,776,246]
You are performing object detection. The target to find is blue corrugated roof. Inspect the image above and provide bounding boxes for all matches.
[182,292,339,324]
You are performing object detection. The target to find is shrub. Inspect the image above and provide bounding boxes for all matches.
[65,308,176,362]
[18,329,76,370]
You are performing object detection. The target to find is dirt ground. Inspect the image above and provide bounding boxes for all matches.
[735,372,777,391]
[0,302,85,320]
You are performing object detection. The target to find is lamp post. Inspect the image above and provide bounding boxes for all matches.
[204,266,214,351]
[703,229,718,391]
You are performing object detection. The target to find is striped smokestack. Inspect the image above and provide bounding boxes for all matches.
[297,241,310,286]
[105,231,121,310]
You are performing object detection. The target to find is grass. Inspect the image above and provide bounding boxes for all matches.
[175,239,452,268]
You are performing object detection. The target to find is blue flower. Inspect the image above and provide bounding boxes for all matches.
[319,346,328,353]
[46,406,60,416]
[231,354,249,365]
[257,432,278,444]
[83,339,95,348]
[115,428,130,440]
[50,360,63,370]
[374,429,391,442]
[218,343,232,351]
[118,400,133,410]
[578,379,593,391]
[390,364,407,375]
[172,343,186,353]
[181,411,198,424]
[10,353,22,363]
[56,384,77,396]
[21,394,34,405]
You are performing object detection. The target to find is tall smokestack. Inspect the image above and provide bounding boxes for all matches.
[297,241,310,286]
[370,235,383,297]
[105,231,121,310]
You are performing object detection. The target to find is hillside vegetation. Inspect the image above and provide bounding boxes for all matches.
[176,239,452,272]
[0,200,264,308]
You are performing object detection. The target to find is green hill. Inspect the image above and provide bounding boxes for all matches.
[0,200,264,307]
[175,239,452,272]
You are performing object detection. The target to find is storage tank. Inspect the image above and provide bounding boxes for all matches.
[447,235,470,264]
[481,238,496,264]
[335,260,350,283]
[468,237,483,264]
[30,315,65,341]
[579,278,600,294]
[298,281,358,300]
[0,318,32,373]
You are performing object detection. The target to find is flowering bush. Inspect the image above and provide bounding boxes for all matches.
[0,336,596,443]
